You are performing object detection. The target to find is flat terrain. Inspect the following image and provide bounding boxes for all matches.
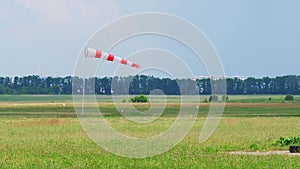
[0,95,300,168]
[1,94,299,103]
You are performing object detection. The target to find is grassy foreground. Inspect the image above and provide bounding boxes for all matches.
[1,117,300,168]
[0,95,300,168]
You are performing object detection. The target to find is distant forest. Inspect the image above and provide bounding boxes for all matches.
[0,75,300,95]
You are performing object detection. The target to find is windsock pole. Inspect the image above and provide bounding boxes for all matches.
[85,47,141,69]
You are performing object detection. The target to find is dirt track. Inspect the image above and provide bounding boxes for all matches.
[228,151,300,156]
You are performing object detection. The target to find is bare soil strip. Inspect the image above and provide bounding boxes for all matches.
[228,151,300,156]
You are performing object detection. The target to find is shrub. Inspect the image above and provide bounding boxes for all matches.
[284,94,294,101]
[209,95,219,102]
[222,95,229,102]
[249,143,259,151]
[275,136,300,147]
[130,94,148,103]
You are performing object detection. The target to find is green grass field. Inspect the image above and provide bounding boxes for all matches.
[1,95,300,168]
[0,94,299,103]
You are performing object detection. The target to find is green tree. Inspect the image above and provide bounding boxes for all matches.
[209,95,219,102]
[284,94,294,101]
[222,95,229,102]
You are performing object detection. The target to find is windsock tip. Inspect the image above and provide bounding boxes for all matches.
[132,63,141,69]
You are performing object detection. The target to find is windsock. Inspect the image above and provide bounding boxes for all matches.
[85,47,140,69]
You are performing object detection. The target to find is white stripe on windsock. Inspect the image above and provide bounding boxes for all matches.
[85,47,97,58]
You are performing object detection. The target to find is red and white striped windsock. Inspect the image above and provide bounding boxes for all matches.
[85,47,141,69]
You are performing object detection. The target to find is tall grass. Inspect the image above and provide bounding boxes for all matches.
[0,117,300,168]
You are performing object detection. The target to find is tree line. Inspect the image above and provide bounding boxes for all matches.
[1,75,300,95]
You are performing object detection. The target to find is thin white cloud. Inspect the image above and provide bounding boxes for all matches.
[0,0,120,76]
[0,1,21,23]
[0,10,11,21]
[17,0,70,24]
[14,0,120,28]
[0,0,120,42]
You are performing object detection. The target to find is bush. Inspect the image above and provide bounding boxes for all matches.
[209,95,219,102]
[284,94,294,101]
[275,136,300,147]
[222,95,229,102]
[130,94,148,103]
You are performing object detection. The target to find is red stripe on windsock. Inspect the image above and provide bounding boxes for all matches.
[132,63,140,69]
[107,54,114,61]
[95,50,102,58]
[120,59,128,65]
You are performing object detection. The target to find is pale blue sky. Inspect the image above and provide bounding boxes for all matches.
[1,0,299,77]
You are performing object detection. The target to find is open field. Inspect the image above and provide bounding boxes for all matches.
[1,94,300,103]
[1,117,300,168]
[1,102,300,118]
[1,95,300,168]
